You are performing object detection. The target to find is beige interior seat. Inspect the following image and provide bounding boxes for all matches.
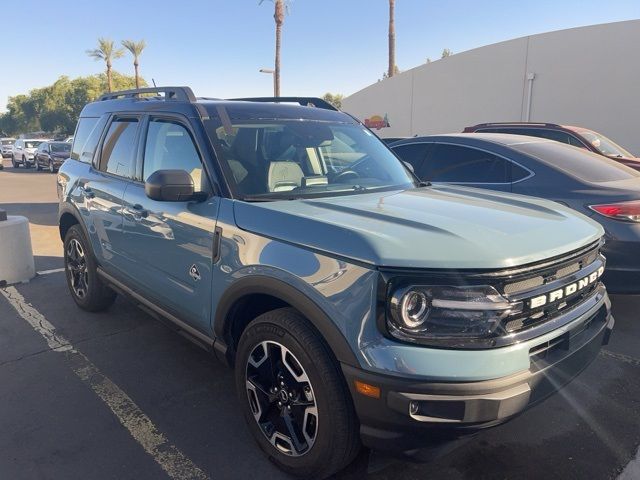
[268,161,304,192]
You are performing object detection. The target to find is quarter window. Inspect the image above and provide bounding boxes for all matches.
[99,118,139,178]
[143,119,208,192]
[71,116,108,163]
[426,144,510,183]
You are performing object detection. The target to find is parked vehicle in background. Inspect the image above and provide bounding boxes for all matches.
[35,141,71,173]
[58,87,613,479]
[463,122,640,170]
[63,136,74,143]
[380,137,409,145]
[391,133,640,293]
[1,138,16,160]
[11,138,48,168]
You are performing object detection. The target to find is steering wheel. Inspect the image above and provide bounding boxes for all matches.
[332,169,360,182]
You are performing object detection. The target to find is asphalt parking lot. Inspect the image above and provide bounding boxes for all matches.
[1,157,639,480]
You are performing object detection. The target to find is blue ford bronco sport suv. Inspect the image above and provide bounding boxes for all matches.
[58,87,614,479]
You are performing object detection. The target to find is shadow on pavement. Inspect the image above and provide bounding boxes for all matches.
[0,202,58,226]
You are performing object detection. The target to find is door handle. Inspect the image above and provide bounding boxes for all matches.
[124,204,148,219]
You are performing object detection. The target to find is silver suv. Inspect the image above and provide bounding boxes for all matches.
[12,138,48,168]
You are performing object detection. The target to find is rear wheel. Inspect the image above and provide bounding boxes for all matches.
[63,225,116,312]
[235,308,360,479]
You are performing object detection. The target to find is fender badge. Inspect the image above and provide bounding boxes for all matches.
[189,264,201,281]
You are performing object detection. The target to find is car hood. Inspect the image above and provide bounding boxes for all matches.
[51,152,70,159]
[233,185,604,269]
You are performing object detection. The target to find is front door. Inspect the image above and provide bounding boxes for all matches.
[120,116,218,333]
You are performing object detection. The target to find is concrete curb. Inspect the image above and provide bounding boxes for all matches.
[0,211,35,286]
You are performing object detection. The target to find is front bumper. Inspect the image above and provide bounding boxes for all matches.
[343,289,613,455]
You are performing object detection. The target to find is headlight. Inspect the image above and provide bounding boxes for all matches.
[388,285,523,346]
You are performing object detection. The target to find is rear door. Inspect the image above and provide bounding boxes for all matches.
[120,114,219,333]
[423,143,513,192]
[83,115,141,274]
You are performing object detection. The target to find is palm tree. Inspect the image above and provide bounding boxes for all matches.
[260,0,290,97]
[121,40,146,89]
[388,0,396,78]
[86,38,124,92]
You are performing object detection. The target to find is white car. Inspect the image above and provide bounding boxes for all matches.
[12,138,49,168]
[1,138,16,159]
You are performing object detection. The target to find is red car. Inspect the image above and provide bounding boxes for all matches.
[463,122,640,170]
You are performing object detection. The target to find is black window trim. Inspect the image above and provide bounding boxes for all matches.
[133,112,217,198]
[94,112,143,181]
[404,140,535,185]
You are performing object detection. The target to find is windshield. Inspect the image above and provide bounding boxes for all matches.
[50,143,71,153]
[24,141,43,149]
[1,140,14,146]
[578,129,634,158]
[210,120,415,200]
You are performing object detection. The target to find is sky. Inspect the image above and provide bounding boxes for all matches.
[1,0,639,111]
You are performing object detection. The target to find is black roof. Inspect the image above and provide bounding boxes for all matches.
[81,86,350,123]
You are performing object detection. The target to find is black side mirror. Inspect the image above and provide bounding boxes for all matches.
[145,169,195,202]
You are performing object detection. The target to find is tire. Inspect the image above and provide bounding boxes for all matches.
[11,154,17,168]
[235,308,361,479]
[35,159,41,171]
[63,225,116,312]
[49,160,55,173]
[23,156,31,168]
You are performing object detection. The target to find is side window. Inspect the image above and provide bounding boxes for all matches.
[71,116,108,163]
[425,144,510,183]
[529,129,573,144]
[37,143,45,152]
[392,143,432,176]
[99,118,139,178]
[143,119,208,193]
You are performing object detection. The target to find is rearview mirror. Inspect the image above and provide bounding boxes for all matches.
[145,169,194,202]
[403,161,415,173]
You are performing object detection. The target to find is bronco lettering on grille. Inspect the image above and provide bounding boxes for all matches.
[528,265,604,310]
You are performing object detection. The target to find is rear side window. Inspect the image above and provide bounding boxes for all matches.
[71,116,108,163]
[99,118,139,178]
[425,144,510,183]
[392,143,432,175]
[515,142,640,183]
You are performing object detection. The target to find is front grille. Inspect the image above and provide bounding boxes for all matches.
[498,241,604,335]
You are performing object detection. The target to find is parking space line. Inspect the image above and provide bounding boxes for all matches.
[618,446,640,480]
[36,268,65,276]
[0,286,210,480]
[601,350,640,368]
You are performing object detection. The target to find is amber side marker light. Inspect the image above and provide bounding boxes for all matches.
[355,380,381,399]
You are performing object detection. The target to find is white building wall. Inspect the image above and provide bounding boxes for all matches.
[343,20,640,155]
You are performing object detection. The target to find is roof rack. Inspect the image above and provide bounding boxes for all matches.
[98,86,197,102]
[228,97,338,111]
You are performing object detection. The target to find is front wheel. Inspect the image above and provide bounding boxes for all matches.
[63,225,116,312]
[49,160,55,173]
[23,156,31,168]
[235,308,360,479]
[35,159,41,171]
[11,154,17,168]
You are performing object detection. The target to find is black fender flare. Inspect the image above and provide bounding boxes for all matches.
[58,202,90,242]
[213,275,360,368]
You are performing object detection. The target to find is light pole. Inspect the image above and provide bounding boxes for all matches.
[259,68,276,97]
